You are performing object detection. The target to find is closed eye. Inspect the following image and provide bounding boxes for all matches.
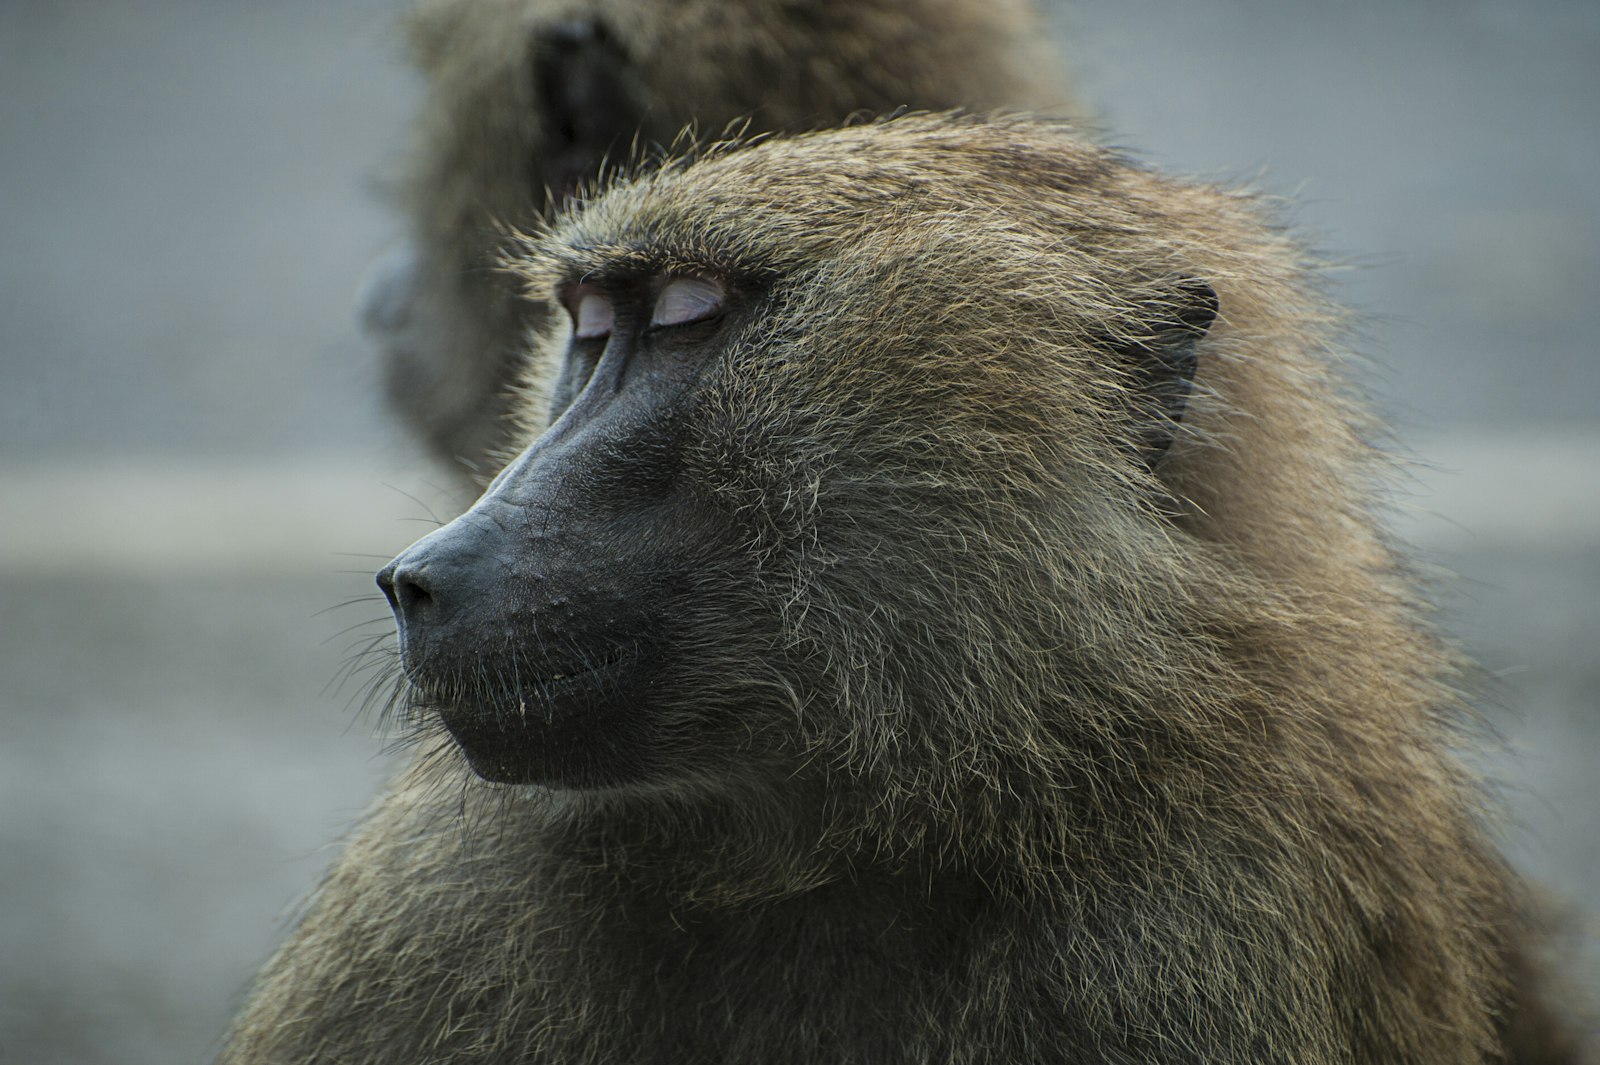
[650,276,725,328]
[573,290,614,339]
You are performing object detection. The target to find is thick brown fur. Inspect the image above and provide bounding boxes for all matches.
[377,0,1066,482]
[226,115,1589,1063]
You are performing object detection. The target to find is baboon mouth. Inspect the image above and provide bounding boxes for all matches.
[413,647,652,785]
[409,648,639,712]
[529,650,633,689]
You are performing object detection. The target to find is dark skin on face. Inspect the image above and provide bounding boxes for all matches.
[376,272,742,787]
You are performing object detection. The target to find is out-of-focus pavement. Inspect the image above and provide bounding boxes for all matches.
[1,2,1595,1062]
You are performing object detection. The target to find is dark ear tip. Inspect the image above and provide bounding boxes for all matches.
[1175,280,1219,337]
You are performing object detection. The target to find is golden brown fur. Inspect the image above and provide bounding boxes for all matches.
[228,115,1589,1063]
[377,0,1065,480]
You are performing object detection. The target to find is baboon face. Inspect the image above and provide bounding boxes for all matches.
[378,269,765,788]
[378,117,1214,793]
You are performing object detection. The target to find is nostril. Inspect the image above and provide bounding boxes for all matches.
[394,573,433,618]
[377,514,501,659]
[376,561,434,624]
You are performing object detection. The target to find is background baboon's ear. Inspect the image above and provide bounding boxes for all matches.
[1118,280,1217,459]
[531,18,645,203]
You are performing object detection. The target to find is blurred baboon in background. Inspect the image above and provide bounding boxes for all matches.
[359,0,1066,483]
[224,114,1590,1064]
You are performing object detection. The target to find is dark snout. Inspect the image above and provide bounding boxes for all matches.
[372,310,719,787]
[377,512,515,677]
[375,495,662,786]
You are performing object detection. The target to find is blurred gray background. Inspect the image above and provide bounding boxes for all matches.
[1,1,1595,1062]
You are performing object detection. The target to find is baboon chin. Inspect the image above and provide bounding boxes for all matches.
[224,114,1590,1065]
[361,0,1065,482]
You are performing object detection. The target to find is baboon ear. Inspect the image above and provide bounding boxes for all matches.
[1118,280,1217,459]
[531,18,644,204]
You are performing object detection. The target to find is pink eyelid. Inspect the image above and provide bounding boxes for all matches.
[651,276,725,328]
[573,291,614,339]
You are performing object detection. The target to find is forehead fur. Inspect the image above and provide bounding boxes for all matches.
[511,114,1175,291]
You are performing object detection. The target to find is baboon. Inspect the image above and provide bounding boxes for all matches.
[361,0,1065,483]
[225,115,1590,1063]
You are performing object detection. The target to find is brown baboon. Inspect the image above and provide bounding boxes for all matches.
[226,115,1590,1063]
[361,0,1065,483]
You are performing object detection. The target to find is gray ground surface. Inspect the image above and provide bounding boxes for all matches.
[1,2,1595,1062]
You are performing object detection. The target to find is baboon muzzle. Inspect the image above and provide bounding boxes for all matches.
[376,493,659,786]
